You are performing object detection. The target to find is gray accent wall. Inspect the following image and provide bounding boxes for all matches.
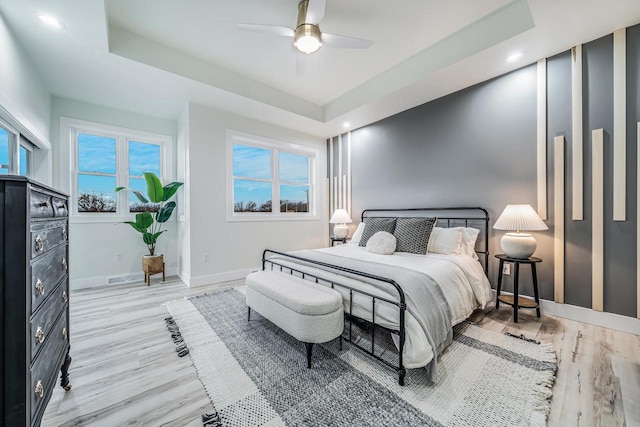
[332,24,640,318]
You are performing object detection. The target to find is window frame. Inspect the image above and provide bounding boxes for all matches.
[226,130,319,222]
[19,140,33,177]
[0,118,20,175]
[69,120,171,221]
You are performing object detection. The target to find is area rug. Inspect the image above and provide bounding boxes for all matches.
[165,289,556,427]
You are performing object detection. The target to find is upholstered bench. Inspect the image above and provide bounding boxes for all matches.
[245,270,344,368]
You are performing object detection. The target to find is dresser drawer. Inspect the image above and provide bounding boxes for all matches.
[30,313,68,421]
[31,245,69,313]
[53,196,69,217]
[30,280,68,360]
[30,189,54,218]
[30,220,68,259]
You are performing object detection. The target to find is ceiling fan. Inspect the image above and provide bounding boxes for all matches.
[238,0,373,72]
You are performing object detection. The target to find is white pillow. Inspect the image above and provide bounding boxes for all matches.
[460,227,480,260]
[427,227,462,255]
[349,223,366,245]
[366,231,396,255]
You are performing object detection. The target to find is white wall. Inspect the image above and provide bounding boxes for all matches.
[185,103,327,285]
[50,97,179,288]
[176,103,191,282]
[0,12,52,183]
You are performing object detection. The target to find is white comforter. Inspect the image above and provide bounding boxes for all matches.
[294,244,493,369]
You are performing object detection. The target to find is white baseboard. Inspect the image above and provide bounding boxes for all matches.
[71,267,179,290]
[187,268,257,287]
[493,290,640,336]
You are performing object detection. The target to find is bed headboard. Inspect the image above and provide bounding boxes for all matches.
[361,207,490,274]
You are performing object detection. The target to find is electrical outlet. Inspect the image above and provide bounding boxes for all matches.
[114,252,122,262]
[503,263,511,275]
[203,253,210,263]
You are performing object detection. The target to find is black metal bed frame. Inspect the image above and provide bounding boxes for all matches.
[261,207,490,386]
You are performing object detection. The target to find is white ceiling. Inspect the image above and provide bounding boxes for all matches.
[1,0,640,138]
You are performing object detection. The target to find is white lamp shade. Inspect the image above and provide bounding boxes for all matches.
[329,209,352,224]
[493,204,548,232]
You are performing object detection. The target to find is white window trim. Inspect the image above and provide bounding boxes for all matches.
[226,129,319,222]
[60,117,173,224]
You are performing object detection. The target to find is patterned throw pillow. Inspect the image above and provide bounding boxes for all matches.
[393,217,437,254]
[358,218,397,247]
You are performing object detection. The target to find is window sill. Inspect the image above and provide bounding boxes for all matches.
[226,213,319,222]
[70,215,176,224]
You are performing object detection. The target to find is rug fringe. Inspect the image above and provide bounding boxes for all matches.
[165,317,190,357]
[528,369,556,427]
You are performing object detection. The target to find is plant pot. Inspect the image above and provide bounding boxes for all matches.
[142,254,165,286]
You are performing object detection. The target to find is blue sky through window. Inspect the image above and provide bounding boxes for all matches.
[0,128,8,174]
[129,141,160,176]
[234,179,272,206]
[233,144,270,179]
[20,145,27,176]
[279,152,308,182]
[78,133,116,173]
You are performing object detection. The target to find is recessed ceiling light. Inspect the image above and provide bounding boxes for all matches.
[505,52,523,63]
[343,122,351,128]
[38,15,65,30]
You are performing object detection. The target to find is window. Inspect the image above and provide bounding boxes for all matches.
[0,122,32,177]
[19,144,31,176]
[228,130,317,220]
[71,123,168,216]
[0,126,9,175]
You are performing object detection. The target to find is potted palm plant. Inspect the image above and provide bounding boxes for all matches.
[115,172,183,285]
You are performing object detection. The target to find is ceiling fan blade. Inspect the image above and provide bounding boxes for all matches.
[322,33,373,49]
[237,23,294,38]
[305,0,326,24]
[295,53,307,76]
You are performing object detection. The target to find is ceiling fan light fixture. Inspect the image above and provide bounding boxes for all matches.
[294,24,322,54]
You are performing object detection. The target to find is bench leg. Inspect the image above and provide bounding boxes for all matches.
[305,342,314,369]
[247,306,251,321]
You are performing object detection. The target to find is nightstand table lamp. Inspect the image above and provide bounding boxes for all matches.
[493,204,548,259]
[329,209,352,239]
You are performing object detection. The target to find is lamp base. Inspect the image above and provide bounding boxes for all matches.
[333,224,349,239]
[500,232,536,259]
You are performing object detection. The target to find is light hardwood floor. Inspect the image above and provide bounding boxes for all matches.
[43,278,640,426]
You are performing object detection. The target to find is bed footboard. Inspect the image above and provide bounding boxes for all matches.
[262,249,407,386]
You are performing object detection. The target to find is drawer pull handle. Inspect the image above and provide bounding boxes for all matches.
[57,203,67,210]
[62,291,68,303]
[39,201,50,208]
[35,278,45,295]
[62,226,67,240]
[35,234,44,251]
[35,326,45,344]
[62,258,68,270]
[62,328,68,340]
[35,380,44,398]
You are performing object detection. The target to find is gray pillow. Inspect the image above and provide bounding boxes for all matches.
[358,218,397,247]
[393,217,437,254]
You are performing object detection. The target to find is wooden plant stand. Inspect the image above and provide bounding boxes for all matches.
[142,254,165,286]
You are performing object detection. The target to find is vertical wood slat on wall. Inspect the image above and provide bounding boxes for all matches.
[572,45,584,221]
[347,132,352,217]
[537,59,547,220]
[554,136,565,303]
[338,134,343,209]
[329,138,334,216]
[637,123,640,318]
[592,129,604,312]
[613,28,626,221]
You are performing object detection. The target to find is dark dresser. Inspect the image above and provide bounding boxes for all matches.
[0,176,71,427]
